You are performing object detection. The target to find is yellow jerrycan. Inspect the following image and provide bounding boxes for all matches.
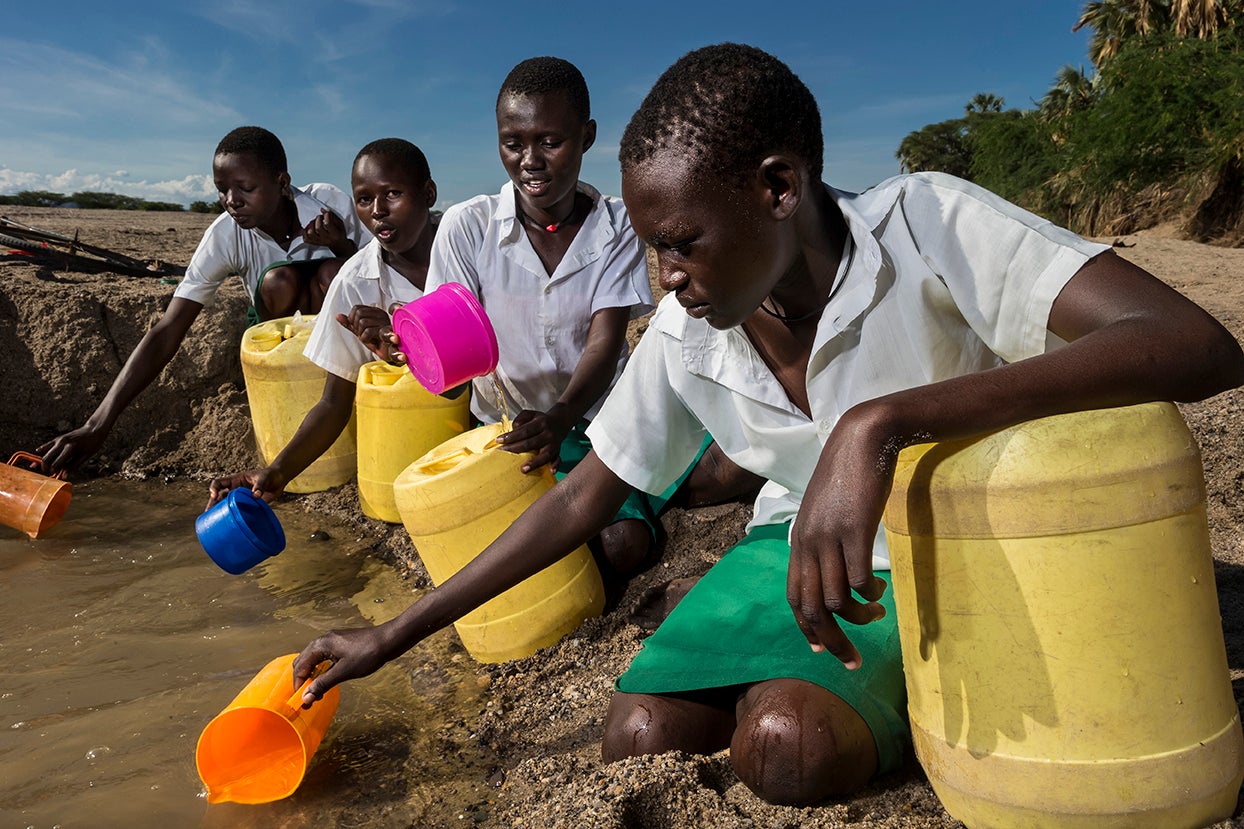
[393,423,605,663]
[354,361,470,523]
[882,402,1244,828]
[239,314,357,494]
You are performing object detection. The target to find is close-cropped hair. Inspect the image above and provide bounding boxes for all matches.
[619,43,823,186]
[215,126,288,174]
[497,56,591,123]
[354,138,431,183]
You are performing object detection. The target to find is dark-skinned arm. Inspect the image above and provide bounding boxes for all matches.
[499,305,631,472]
[38,296,203,473]
[787,251,1244,668]
[206,372,355,509]
[293,450,632,703]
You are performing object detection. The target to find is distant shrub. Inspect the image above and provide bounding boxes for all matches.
[189,200,224,214]
[0,190,69,207]
[69,191,186,211]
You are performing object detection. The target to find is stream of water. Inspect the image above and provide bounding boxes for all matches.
[1,478,493,828]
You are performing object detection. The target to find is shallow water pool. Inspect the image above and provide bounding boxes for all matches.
[1,478,494,827]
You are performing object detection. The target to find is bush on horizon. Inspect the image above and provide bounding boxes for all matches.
[0,190,188,212]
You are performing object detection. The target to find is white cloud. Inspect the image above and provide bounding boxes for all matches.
[0,167,215,205]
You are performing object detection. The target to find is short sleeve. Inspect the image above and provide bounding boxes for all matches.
[898,173,1110,362]
[588,200,654,320]
[303,254,376,380]
[426,201,485,297]
[172,213,238,306]
[586,324,706,496]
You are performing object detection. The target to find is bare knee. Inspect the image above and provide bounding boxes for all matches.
[597,519,653,577]
[602,690,733,762]
[730,679,877,806]
[258,265,301,319]
[309,259,344,311]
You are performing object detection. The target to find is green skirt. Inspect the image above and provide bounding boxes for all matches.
[615,522,909,774]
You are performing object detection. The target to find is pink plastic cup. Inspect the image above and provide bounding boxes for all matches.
[391,282,500,393]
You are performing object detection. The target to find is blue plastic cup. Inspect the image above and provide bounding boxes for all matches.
[196,488,286,574]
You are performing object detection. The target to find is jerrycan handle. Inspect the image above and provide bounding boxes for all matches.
[285,661,331,713]
[7,451,67,481]
[411,445,476,474]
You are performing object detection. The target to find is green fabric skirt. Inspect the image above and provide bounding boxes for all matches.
[615,522,909,774]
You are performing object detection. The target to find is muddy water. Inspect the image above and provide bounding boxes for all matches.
[1,479,496,828]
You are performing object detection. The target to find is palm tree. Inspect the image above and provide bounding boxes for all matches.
[1073,0,1145,65]
[1170,0,1241,36]
[1073,0,1242,64]
[1040,65,1098,120]
[965,93,1005,115]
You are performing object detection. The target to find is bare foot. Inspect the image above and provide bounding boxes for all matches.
[627,576,701,631]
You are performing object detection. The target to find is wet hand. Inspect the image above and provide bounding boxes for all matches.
[36,424,107,474]
[337,305,405,364]
[206,468,284,511]
[293,626,392,708]
[787,409,892,668]
[495,408,570,473]
[302,208,347,248]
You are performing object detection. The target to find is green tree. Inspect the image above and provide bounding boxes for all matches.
[966,93,1005,115]
[896,118,973,177]
[1040,65,1098,120]
[969,110,1061,205]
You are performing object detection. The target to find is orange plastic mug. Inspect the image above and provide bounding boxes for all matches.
[0,451,72,538]
[195,654,340,804]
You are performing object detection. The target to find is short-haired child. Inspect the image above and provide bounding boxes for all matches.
[407,56,757,574]
[207,138,438,504]
[38,126,368,473]
[292,43,1243,807]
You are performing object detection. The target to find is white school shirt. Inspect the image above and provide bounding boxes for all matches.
[587,172,1111,570]
[425,181,653,424]
[173,183,370,307]
[302,237,426,381]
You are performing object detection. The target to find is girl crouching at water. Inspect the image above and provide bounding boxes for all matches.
[292,43,1243,805]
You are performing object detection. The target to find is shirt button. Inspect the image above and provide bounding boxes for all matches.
[817,419,833,435]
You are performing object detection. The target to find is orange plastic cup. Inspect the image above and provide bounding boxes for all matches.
[0,451,72,538]
[195,654,340,804]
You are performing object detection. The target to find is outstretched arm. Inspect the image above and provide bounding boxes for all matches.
[38,296,203,472]
[293,450,632,703]
[499,305,631,472]
[789,251,1244,668]
[207,372,355,508]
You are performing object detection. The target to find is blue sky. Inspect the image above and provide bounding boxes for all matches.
[0,1,1095,210]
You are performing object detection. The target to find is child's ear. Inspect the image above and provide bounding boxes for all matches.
[758,156,801,221]
[425,179,438,207]
[277,171,292,197]
[582,119,597,154]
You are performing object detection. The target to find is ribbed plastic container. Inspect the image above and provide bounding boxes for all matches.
[354,361,469,523]
[393,423,605,663]
[882,402,1243,828]
[239,315,357,493]
[196,653,339,804]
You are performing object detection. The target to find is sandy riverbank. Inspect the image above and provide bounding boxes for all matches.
[4,206,1244,827]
